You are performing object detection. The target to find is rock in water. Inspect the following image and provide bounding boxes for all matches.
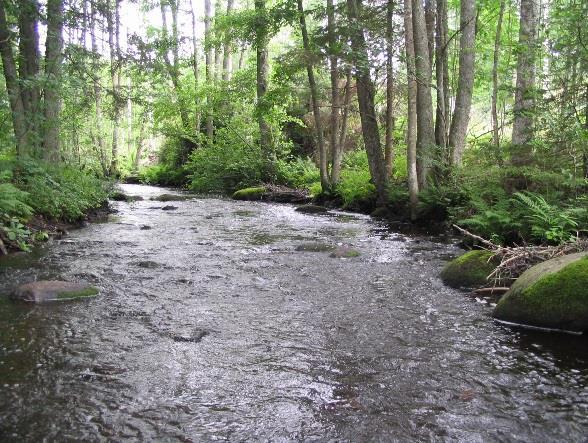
[440,250,497,289]
[12,281,99,303]
[493,252,588,333]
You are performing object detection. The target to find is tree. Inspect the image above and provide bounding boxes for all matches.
[297,0,328,191]
[448,0,477,165]
[511,0,538,165]
[44,0,65,162]
[346,0,388,206]
[411,0,435,189]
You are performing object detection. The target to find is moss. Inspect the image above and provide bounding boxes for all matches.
[295,242,335,252]
[56,286,99,300]
[150,194,193,202]
[232,187,267,201]
[330,247,361,258]
[494,253,588,332]
[440,250,497,289]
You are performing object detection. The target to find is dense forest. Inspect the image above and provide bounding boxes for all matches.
[0,0,587,252]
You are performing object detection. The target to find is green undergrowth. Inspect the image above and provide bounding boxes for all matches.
[0,157,110,252]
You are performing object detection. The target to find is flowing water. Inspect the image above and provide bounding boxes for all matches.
[0,184,587,442]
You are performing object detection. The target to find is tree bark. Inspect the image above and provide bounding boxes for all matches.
[491,0,505,150]
[346,0,388,206]
[205,0,214,138]
[338,68,352,152]
[0,4,28,156]
[255,0,273,172]
[511,0,538,165]
[411,0,435,189]
[18,0,41,153]
[298,0,329,191]
[327,0,342,186]
[222,0,234,81]
[90,0,106,170]
[385,0,395,177]
[189,0,201,134]
[404,0,419,219]
[424,0,435,69]
[448,0,477,166]
[44,0,65,162]
[434,0,448,150]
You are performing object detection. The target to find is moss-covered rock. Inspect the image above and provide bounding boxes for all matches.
[493,252,588,332]
[110,191,143,202]
[150,194,194,202]
[440,250,497,289]
[12,281,99,303]
[295,242,335,253]
[330,246,361,258]
[232,187,267,201]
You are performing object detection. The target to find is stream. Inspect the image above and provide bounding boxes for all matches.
[1,184,587,441]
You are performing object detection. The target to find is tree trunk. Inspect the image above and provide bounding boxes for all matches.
[205,0,214,139]
[222,0,234,81]
[411,0,435,189]
[404,0,419,220]
[18,0,41,153]
[491,0,505,150]
[44,0,65,162]
[298,0,329,191]
[189,0,201,134]
[434,0,448,150]
[511,0,538,165]
[338,68,353,152]
[0,4,28,156]
[346,0,388,207]
[385,0,395,178]
[448,0,477,166]
[255,0,273,172]
[327,0,342,186]
[90,0,106,169]
[424,0,435,69]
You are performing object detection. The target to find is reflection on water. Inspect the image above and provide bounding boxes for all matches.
[0,184,586,441]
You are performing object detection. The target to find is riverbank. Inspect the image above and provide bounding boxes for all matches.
[0,158,112,255]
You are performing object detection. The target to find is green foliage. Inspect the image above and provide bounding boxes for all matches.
[275,157,320,189]
[139,164,190,187]
[513,191,582,244]
[187,129,265,194]
[0,183,33,220]
[336,151,376,209]
[2,159,109,222]
[0,216,31,252]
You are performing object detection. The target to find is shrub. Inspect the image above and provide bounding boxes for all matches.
[275,157,320,189]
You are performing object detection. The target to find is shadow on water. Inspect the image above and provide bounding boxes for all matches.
[0,184,586,441]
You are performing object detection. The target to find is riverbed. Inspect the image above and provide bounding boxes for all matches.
[1,184,587,441]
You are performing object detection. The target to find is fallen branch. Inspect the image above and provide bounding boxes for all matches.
[454,224,588,288]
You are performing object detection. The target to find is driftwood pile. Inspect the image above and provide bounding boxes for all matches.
[453,224,588,289]
[262,184,311,204]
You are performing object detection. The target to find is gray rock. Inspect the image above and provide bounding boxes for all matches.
[12,280,99,303]
[296,204,328,214]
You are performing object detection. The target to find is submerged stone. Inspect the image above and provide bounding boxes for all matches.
[232,187,267,201]
[150,194,193,202]
[440,250,497,289]
[330,246,361,258]
[110,191,143,202]
[135,260,161,269]
[295,242,335,253]
[493,252,588,333]
[296,204,328,214]
[12,281,99,303]
[161,205,178,211]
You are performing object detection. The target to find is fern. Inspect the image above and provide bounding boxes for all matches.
[0,183,33,219]
[513,191,579,244]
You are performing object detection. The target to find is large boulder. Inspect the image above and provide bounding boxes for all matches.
[12,281,99,303]
[232,187,266,201]
[493,252,588,333]
[440,250,497,289]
